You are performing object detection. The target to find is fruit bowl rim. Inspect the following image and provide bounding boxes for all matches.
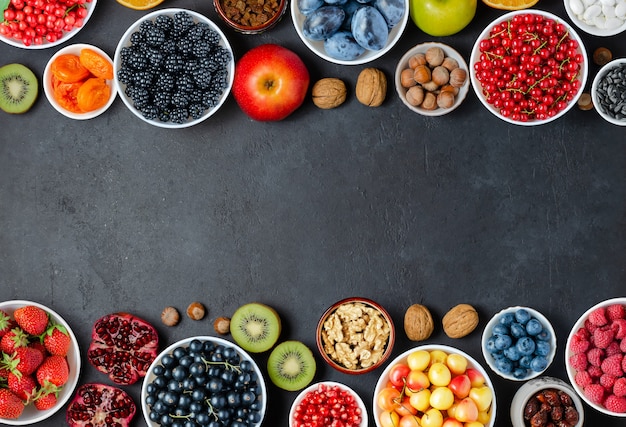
[316,297,395,375]
[288,381,368,427]
[563,0,626,37]
[394,41,471,117]
[0,300,82,426]
[591,58,626,127]
[141,335,268,427]
[0,0,97,50]
[43,43,118,120]
[113,8,235,129]
[372,343,497,427]
[481,305,557,382]
[469,8,588,126]
[565,297,626,417]
[290,0,410,66]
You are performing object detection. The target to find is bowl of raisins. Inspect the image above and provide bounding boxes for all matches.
[213,0,288,34]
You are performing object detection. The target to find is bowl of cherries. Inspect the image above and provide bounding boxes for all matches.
[470,9,588,126]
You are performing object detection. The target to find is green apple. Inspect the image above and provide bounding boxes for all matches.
[410,0,477,36]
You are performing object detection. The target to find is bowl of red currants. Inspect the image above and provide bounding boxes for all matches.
[0,0,97,49]
[470,9,588,126]
[141,336,266,427]
[289,381,367,427]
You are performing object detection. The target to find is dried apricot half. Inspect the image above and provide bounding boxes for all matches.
[52,75,83,113]
[50,54,91,83]
[76,77,111,112]
[79,48,114,80]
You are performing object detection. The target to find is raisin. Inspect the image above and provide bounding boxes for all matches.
[525,397,541,420]
[530,410,548,426]
[558,391,573,406]
[550,405,563,421]
[564,406,579,425]
[543,389,560,406]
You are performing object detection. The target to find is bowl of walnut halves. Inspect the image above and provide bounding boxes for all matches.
[316,297,395,375]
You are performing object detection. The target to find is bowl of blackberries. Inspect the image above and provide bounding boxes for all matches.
[482,306,557,381]
[114,8,234,128]
[141,336,266,427]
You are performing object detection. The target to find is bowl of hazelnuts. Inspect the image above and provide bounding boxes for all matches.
[395,42,469,116]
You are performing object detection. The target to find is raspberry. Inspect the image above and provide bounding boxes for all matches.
[614,377,626,397]
[611,318,626,340]
[574,370,592,388]
[569,334,590,354]
[604,394,626,413]
[569,352,588,371]
[587,347,605,367]
[593,327,616,349]
[588,307,609,327]
[588,365,603,378]
[621,338,626,353]
[584,383,606,405]
[607,304,626,321]
[601,354,624,377]
[585,319,599,334]
[606,341,622,357]
[600,373,617,390]
[574,326,590,340]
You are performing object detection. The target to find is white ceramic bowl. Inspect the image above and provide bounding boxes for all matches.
[0,0,97,49]
[591,58,626,126]
[114,8,234,129]
[510,376,584,427]
[291,0,409,65]
[395,42,470,116]
[565,297,626,417]
[43,43,117,120]
[482,306,557,381]
[470,9,588,126]
[373,344,497,427]
[563,0,626,37]
[0,300,81,425]
[289,381,367,427]
[141,336,267,427]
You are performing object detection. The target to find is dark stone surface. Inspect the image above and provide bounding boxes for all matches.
[0,0,625,426]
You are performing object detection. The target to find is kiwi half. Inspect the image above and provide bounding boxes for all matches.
[267,340,316,391]
[0,63,38,114]
[230,302,281,353]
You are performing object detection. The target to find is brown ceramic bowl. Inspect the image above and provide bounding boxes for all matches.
[316,297,395,375]
[213,0,287,34]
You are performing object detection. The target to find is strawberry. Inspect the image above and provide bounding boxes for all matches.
[33,391,57,411]
[36,355,69,387]
[0,327,29,354]
[4,346,45,376]
[43,324,71,357]
[8,372,37,401]
[0,366,10,380]
[604,394,626,413]
[13,305,49,336]
[0,388,25,419]
[0,310,16,339]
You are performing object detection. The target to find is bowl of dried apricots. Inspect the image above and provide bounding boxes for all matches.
[43,43,117,119]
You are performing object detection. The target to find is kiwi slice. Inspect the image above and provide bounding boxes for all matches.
[267,340,316,391]
[0,63,38,114]
[230,302,281,353]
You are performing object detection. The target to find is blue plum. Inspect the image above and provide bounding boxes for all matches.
[340,0,361,30]
[324,0,348,4]
[324,31,365,60]
[351,6,388,51]
[374,0,405,28]
[298,0,324,15]
[303,6,345,41]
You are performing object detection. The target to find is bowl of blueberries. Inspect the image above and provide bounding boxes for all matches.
[481,306,557,381]
[141,336,266,427]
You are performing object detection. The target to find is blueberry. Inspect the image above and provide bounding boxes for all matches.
[351,6,389,51]
[530,355,548,372]
[503,345,522,361]
[494,334,513,350]
[513,367,528,379]
[526,318,543,335]
[510,322,527,338]
[499,312,515,326]
[485,336,498,353]
[534,340,551,357]
[514,309,531,324]
[516,336,536,355]
[495,357,513,374]
[535,328,551,341]
[492,324,510,336]
[519,355,533,369]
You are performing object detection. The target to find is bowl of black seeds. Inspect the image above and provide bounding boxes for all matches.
[591,58,626,126]
[114,8,234,128]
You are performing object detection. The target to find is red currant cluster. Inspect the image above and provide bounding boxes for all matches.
[0,0,92,46]
[292,383,363,427]
[474,13,585,122]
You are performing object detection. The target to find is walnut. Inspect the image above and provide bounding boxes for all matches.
[404,304,434,341]
[355,68,387,107]
[312,78,347,109]
[442,304,479,338]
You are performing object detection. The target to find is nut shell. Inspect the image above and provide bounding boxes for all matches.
[356,68,387,107]
[404,304,434,341]
[312,78,347,109]
[161,306,180,326]
[186,302,206,320]
[213,316,231,335]
[442,304,479,338]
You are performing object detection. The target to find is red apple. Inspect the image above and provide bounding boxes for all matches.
[232,44,310,121]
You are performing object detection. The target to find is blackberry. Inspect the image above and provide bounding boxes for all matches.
[192,40,211,59]
[192,68,212,89]
[214,46,232,66]
[189,89,204,104]
[169,107,189,124]
[163,54,183,74]
[158,107,171,122]
[176,74,195,93]
[183,59,198,74]
[161,39,177,55]
[203,28,221,47]
[139,19,156,34]
[145,48,164,69]
[171,91,190,109]
[119,46,135,63]
[154,15,174,34]
[125,51,148,71]
[132,71,154,89]
[117,68,133,85]
[154,73,175,93]
[141,104,159,120]
[131,88,150,109]
[130,31,145,46]
[176,38,194,58]
[124,85,140,99]
[144,27,166,47]
[153,91,172,110]
[186,25,204,42]
[173,12,194,36]
[188,103,205,120]
[201,90,220,109]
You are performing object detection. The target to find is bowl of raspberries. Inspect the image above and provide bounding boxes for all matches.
[566,297,626,416]
[114,8,234,128]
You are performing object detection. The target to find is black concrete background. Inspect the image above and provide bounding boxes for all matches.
[1,0,625,425]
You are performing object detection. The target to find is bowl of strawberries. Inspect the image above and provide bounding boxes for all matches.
[0,300,81,425]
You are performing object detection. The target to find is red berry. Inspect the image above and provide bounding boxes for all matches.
[614,377,626,398]
[0,388,25,420]
[601,354,624,377]
[593,327,616,349]
[569,353,588,371]
[43,324,71,357]
[607,304,626,321]
[589,307,609,327]
[611,318,626,340]
[13,305,49,336]
[587,347,605,367]
[583,383,605,405]
[36,355,69,387]
[604,394,626,413]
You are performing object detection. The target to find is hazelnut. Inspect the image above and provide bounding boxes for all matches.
[413,64,431,85]
[408,53,427,69]
[577,92,593,111]
[593,47,612,66]
[440,84,459,96]
[186,302,206,320]
[405,85,424,107]
[422,92,437,110]
[431,66,450,86]
[312,77,347,109]
[161,306,180,326]
[450,68,467,88]
[400,68,417,88]
[355,67,387,107]
[421,80,440,92]
[213,316,231,335]
[437,90,456,109]
[425,46,445,67]
[442,56,459,71]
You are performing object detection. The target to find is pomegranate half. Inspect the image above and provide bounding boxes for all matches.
[66,383,136,427]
